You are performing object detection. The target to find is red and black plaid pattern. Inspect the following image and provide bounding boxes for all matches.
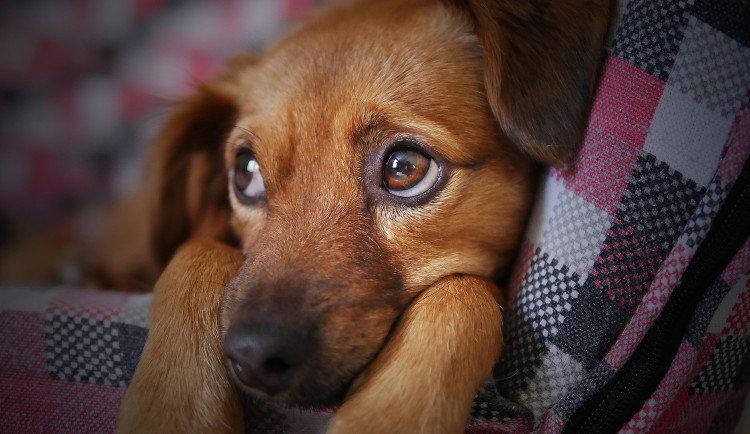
[479,0,750,432]
[0,287,151,433]
[0,282,335,433]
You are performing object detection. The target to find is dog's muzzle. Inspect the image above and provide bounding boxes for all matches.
[224,318,317,397]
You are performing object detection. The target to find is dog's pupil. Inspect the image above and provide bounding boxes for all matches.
[391,156,416,178]
[386,149,424,190]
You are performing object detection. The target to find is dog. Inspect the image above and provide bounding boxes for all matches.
[111,0,611,431]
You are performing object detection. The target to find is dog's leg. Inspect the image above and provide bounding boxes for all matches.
[116,238,244,433]
[328,275,503,434]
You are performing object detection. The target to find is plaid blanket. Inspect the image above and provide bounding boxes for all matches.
[0,287,151,433]
[482,0,750,432]
[2,0,749,433]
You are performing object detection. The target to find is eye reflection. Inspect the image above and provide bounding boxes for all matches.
[233,149,266,204]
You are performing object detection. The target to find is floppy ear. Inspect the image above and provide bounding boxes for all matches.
[454,0,611,165]
[149,53,256,267]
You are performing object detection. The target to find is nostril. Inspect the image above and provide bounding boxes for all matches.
[230,358,257,387]
[264,356,293,375]
[232,359,243,376]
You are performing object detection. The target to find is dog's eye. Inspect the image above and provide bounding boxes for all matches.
[383,147,439,198]
[232,150,266,204]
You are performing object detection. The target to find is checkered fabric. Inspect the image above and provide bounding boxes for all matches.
[0,286,151,433]
[2,0,749,433]
[474,0,750,432]
[0,285,338,433]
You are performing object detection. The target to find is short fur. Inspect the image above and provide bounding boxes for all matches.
[111,0,610,431]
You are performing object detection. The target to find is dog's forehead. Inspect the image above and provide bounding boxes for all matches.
[262,0,476,83]
[232,0,492,156]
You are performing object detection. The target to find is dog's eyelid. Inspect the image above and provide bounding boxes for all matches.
[232,124,258,142]
[385,135,454,169]
[229,137,255,154]
[226,130,260,163]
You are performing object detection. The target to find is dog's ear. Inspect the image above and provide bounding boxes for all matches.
[149,53,255,267]
[451,0,610,165]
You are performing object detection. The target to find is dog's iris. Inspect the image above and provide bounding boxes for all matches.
[383,148,438,198]
[233,149,266,204]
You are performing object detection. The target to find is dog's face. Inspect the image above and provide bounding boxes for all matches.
[221,0,533,405]
[149,0,610,407]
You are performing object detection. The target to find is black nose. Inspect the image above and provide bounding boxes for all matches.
[224,320,315,396]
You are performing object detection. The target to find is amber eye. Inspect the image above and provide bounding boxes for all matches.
[383,147,439,198]
[232,149,265,204]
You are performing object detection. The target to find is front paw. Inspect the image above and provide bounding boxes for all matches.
[329,275,503,434]
[117,238,245,433]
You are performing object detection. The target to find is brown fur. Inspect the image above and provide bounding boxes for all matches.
[78,0,608,431]
[217,0,532,407]
[118,239,244,432]
[452,0,612,164]
[329,276,504,433]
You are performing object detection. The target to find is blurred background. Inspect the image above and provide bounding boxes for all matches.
[0,0,325,242]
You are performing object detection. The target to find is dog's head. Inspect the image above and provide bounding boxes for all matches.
[149,0,610,406]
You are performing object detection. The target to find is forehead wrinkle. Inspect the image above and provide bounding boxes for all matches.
[258,105,358,210]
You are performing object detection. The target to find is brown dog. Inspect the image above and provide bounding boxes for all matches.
[116,0,611,432]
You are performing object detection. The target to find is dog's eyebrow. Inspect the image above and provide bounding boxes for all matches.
[234,124,258,141]
[351,112,385,148]
[351,112,485,169]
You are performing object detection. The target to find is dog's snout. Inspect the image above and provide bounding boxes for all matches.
[224,320,315,396]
